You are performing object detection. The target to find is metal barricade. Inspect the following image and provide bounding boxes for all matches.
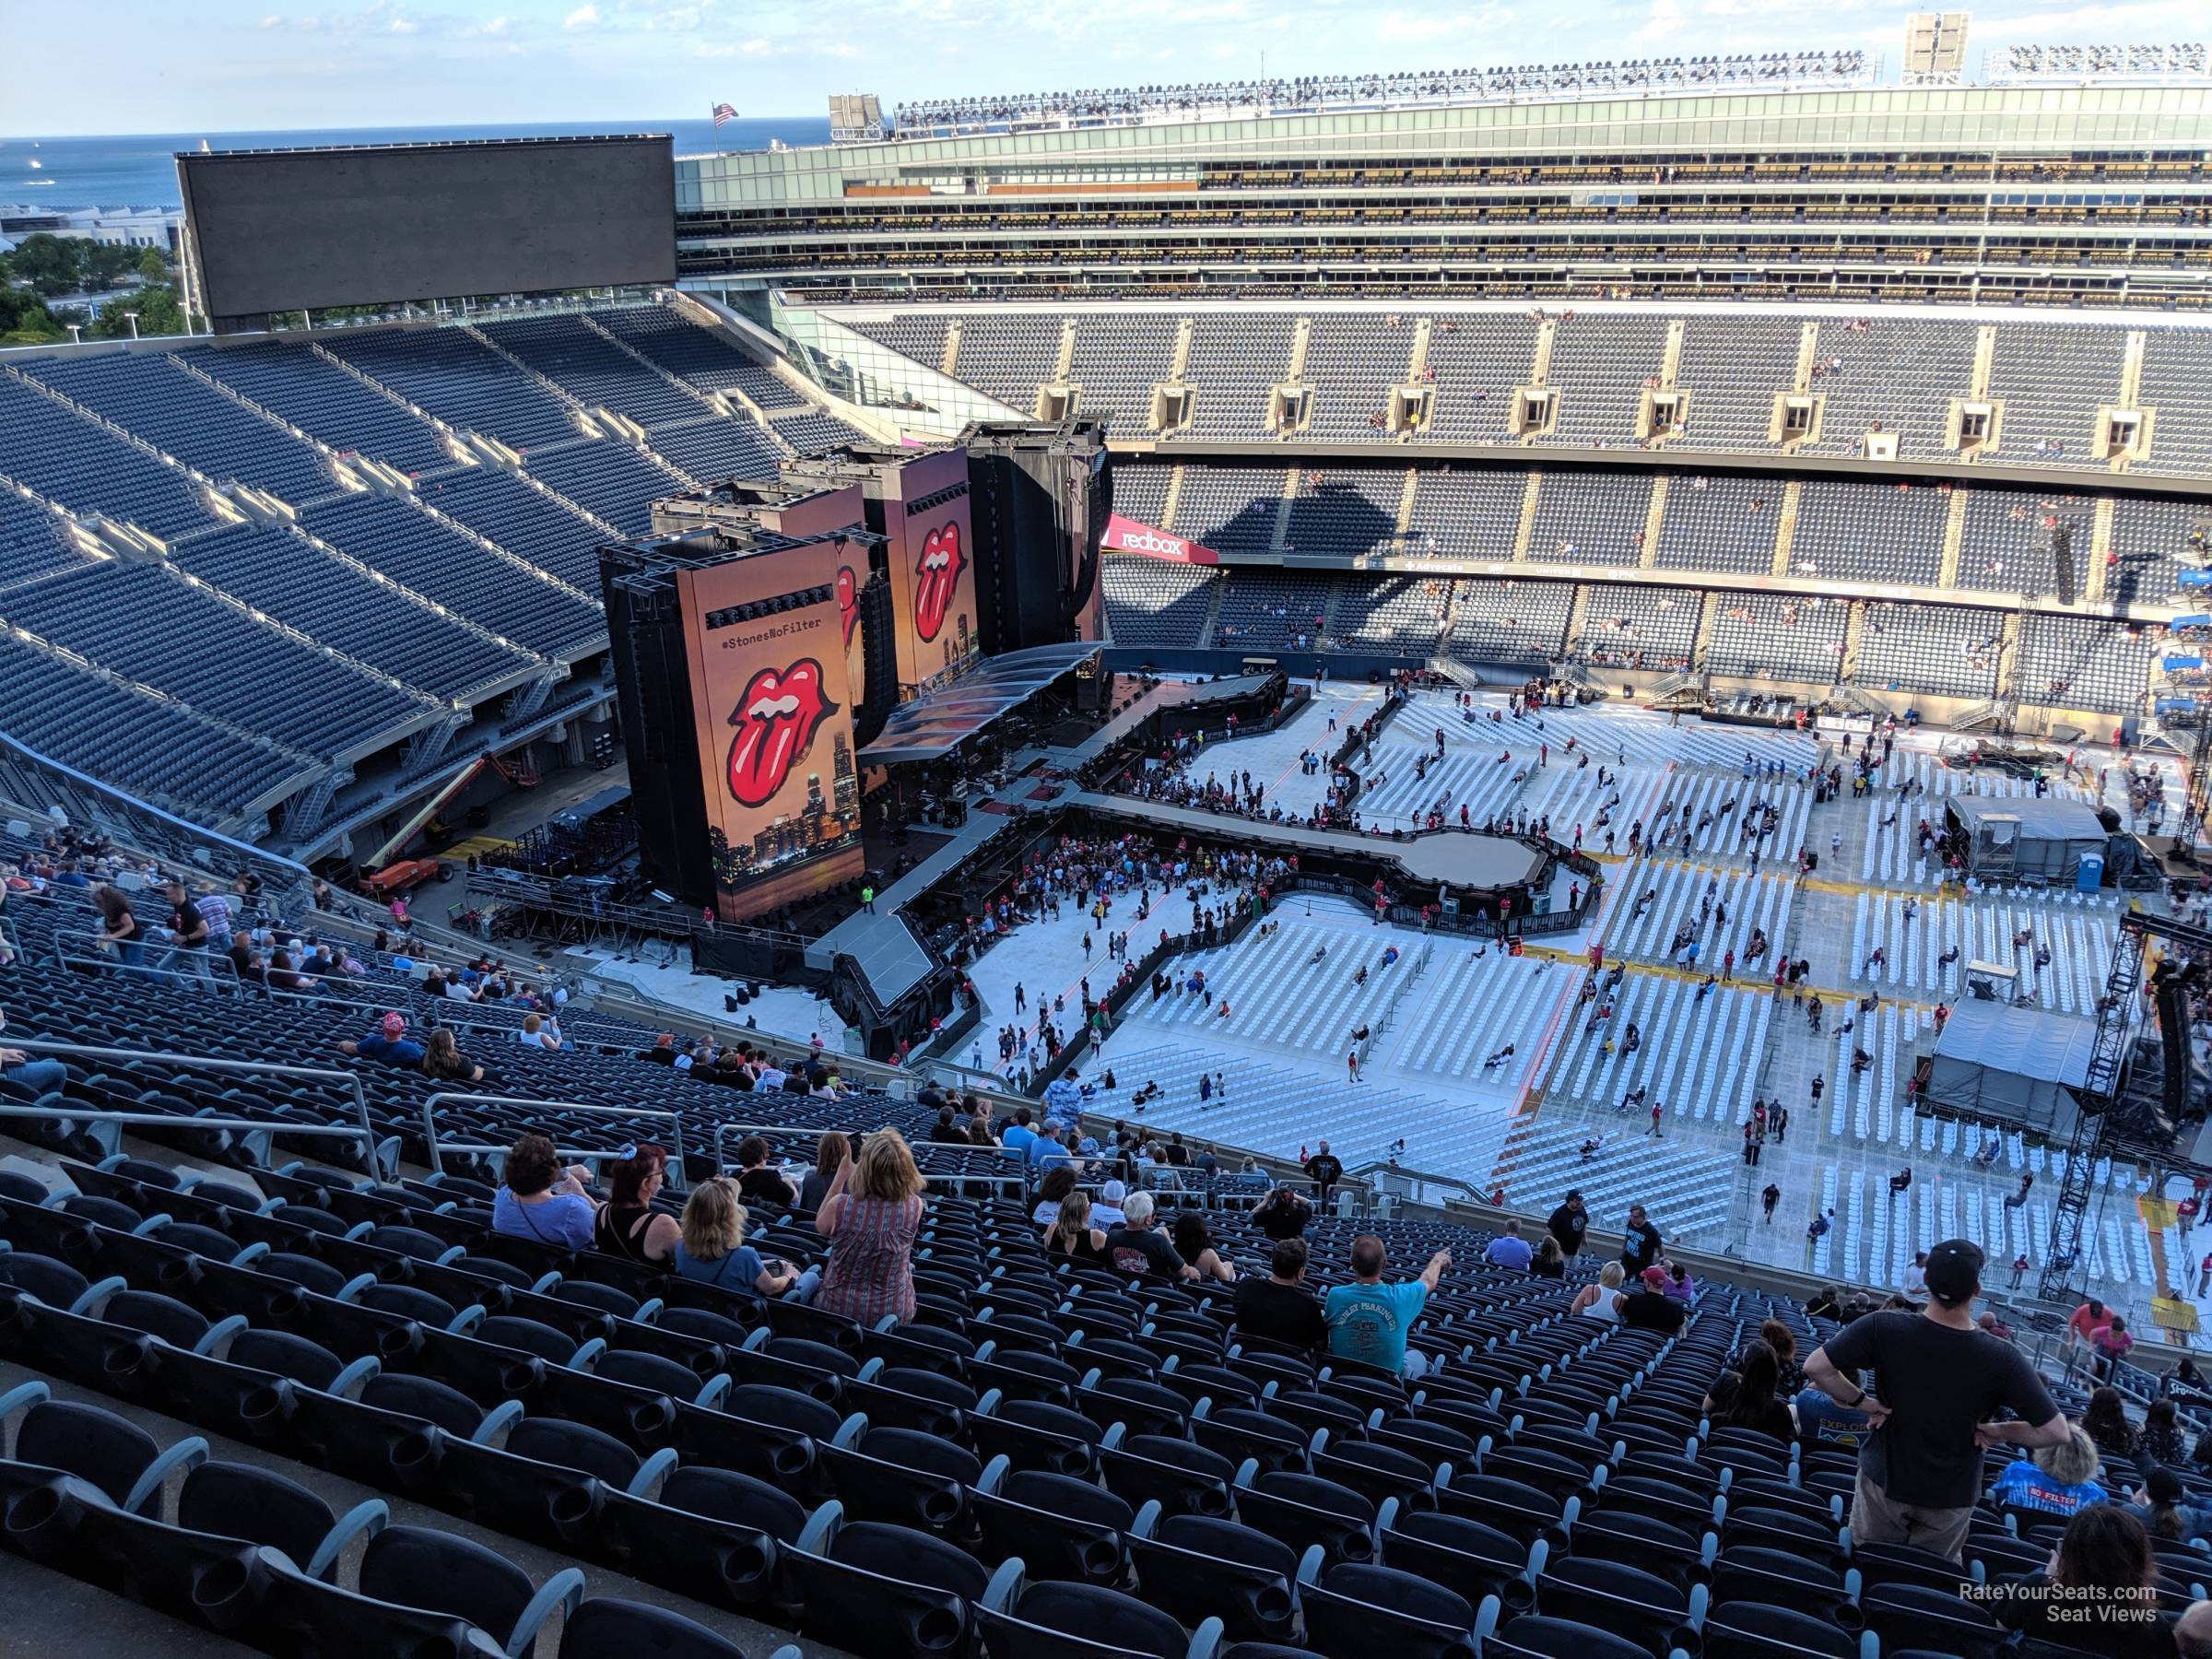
[421,1092,687,1182]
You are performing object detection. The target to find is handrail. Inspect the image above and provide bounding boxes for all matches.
[420,1091,688,1183]
[0,1038,381,1164]
[707,1118,1029,1181]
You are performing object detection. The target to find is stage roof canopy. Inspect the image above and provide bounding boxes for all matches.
[1922,997,2101,1136]
[860,642,1101,766]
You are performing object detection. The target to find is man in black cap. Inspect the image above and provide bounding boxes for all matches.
[1803,1238,2065,1562]
[1547,1191,1588,1260]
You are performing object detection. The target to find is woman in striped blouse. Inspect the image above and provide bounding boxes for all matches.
[812,1127,926,1325]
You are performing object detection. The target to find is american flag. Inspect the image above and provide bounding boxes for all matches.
[712,103,738,126]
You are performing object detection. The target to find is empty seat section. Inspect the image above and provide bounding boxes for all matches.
[477,315,704,428]
[1656,476,1781,574]
[171,522,535,696]
[190,339,451,474]
[1110,464,1171,529]
[420,467,610,590]
[1674,315,1800,450]
[1447,577,1574,665]
[1854,601,2005,700]
[1301,315,1418,439]
[1284,470,1406,559]
[1527,472,1652,566]
[1705,593,1845,683]
[1541,315,1668,445]
[590,304,806,407]
[0,629,305,818]
[301,493,604,656]
[643,417,786,482]
[1174,468,1287,559]
[2109,494,2206,606]
[1182,316,1295,440]
[21,354,336,506]
[320,329,581,451]
[2015,613,2152,714]
[1987,324,2125,465]
[1406,471,1525,559]
[1100,557,1218,648]
[0,488,96,591]
[948,314,1063,414]
[518,441,687,537]
[0,562,425,754]
[0,376,208,539]
[1787,479,1947,585]
[769,411,866,454]
[1066,315,1180,434]
[2135,326,2212,478]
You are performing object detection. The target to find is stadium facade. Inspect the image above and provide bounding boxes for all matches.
[676,83,2212,310]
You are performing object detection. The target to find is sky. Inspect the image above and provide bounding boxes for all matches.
[5,0,2204,135]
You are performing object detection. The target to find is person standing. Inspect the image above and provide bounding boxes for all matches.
[1802,1239,2065,1562]
[1305,1141,1344,1208]
[1761,1182,1782,1223]
[1621,1204,1662,1278]
[1546,1190,1589,1259]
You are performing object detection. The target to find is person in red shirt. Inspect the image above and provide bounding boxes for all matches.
[2065,1299,2112,1380]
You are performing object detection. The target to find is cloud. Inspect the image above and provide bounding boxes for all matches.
[1374,7,1506,41]
[1631,0,1685,42]
[458,12,509,32]
[389,16,418,30]
[561,4,597,27]
[259,12,282,23]
[694,34,776,54]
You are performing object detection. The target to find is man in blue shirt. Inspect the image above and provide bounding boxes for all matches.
[339,1011,426,1067]
[1027,1123,1071,1171]
[1000,1108,1038,1159]
[1483,1218,1534,1271]
[1324,1235,1450,1380]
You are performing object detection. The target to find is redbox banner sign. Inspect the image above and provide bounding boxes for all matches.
[1102,514,1218,565]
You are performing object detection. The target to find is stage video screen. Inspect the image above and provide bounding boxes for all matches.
[677,547,865,919]
[884,449,980,690]
[178,135,675,321]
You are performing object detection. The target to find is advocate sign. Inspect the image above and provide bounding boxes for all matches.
[1102,514,1218,565]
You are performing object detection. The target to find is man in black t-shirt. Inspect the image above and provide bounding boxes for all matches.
[1620,1267,1688,1334]
[1105,1192,1197,1282]
[1805,1238,2064,1562]
[1233,1239,1328,1354]
[1305,1142,1344,1207]
[732,1135,797,1207]
[1547,1191,1589,1258]
[1621,1205,1662,1277]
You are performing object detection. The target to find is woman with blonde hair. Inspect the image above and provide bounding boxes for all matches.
[675,1177,818,1299]
[1571,1261,1626,1322]
[813,1128,927,1324]
[1044,1187,1112,1265]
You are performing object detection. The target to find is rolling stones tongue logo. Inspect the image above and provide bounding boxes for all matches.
[725,659,837,808]
[835,565,859,650]
[912,522,965,643]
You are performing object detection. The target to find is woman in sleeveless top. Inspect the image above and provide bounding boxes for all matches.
[1044,1189,1112,1267]
[592,1142,679,1267]
[673,1177,818,1300]
[1571,1261,1627,1323]
[813,1128,926,1325]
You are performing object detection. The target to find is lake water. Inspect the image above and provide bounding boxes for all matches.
[0,118,830,210]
